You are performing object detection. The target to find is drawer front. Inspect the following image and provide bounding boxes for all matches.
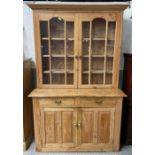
[78,98,116,107]
[39,98,75,107]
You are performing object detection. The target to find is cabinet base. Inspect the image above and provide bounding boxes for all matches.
[36,146,120,152]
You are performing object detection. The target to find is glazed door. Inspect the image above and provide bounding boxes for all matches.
[78,108,115,148]
[78,13,119,88]
[36,13,78,88]
[41,108,78,148]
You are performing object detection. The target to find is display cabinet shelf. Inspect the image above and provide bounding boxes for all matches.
[43,69,74,74]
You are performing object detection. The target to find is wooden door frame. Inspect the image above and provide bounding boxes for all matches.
[77,12,122,89]
[40,107,78,148]
[78,107,115,148]
[34,11,78,88]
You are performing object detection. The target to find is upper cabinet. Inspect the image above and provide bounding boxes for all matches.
[34,11,123,88]
[78,14,117,88]
[37,14,78,88]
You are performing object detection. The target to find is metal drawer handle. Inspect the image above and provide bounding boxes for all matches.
[55,100,62,105]
[96,100,103,105]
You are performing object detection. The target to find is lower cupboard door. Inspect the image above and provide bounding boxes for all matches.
[41,108,77,147]
[79,108,115,148]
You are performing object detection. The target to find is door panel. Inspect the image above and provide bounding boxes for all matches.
[62,111,74,143]
[79,108,115,147]
[41,108,77,147]
[78,14,117,88]
[36,14,78,88]
[98,112,110,143]
[81,111,94,143]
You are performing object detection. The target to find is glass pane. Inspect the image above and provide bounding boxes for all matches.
[67,74,73,84]
[91,58,104,71]
[91,74,103,84]
[82,22,90,38]
[43,74,50,84]
[66,22,74,38]
[51,40,64,55]
[41,40,49,55]
[82,57,89,84]
[51,57,65,70]
[42,57,49,71]
[50,17,64,38]
[67,40,74,55]
[108,22,116,40]
[106,57,113,72]
[40,21,48,38]
[52,74,65,84]
[82,40,89,56]
[82,58,89,72]
[67,57,74,71]
[82,74,88,84]
[107,46,114,57]
[92,40,105,55]
[105,73,112,84]
[92,18,106,38]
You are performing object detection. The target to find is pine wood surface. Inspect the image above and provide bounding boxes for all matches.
[27,2,129,12]
[27,2,128,152]
[29,88,126,98]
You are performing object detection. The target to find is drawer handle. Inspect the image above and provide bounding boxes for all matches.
[96,100,103,105]
[55,100,62,105]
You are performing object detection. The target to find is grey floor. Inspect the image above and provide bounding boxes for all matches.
[24,142,132,155]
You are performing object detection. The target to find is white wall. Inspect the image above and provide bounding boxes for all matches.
[23,3,132,70]
[23,4,35,61]
[120,3,132,70]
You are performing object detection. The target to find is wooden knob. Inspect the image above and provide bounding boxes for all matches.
[96,100,103,105]
[55,100,62,105]
[78,123,81,127]
[73,123,77,127]
[75,55,78,59]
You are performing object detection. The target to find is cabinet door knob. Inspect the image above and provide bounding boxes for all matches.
[96,100,103,105]
[73,123,77,127]
[78,123,81,127]
[55,100,62,105]
[75,55,78,59]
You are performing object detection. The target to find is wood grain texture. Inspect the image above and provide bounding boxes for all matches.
[32,98,42,151]
[32,97,123,152]
[27,2,128,12]
[113,98,123,151]
[29,88,126,97]
[81,111,94,143]
[29,3,127,152]
[98,112,110,143]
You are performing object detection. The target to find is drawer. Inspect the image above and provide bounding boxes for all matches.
[78,98,116,107]
[39,98,75,107]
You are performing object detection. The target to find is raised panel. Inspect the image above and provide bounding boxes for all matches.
[79,108,115,148]
[44,112,56,143]
[81,111,94,143]
[78,14,118,88]
[41,108,77,147]
[98,112,110,143]
[62,111,74,143]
